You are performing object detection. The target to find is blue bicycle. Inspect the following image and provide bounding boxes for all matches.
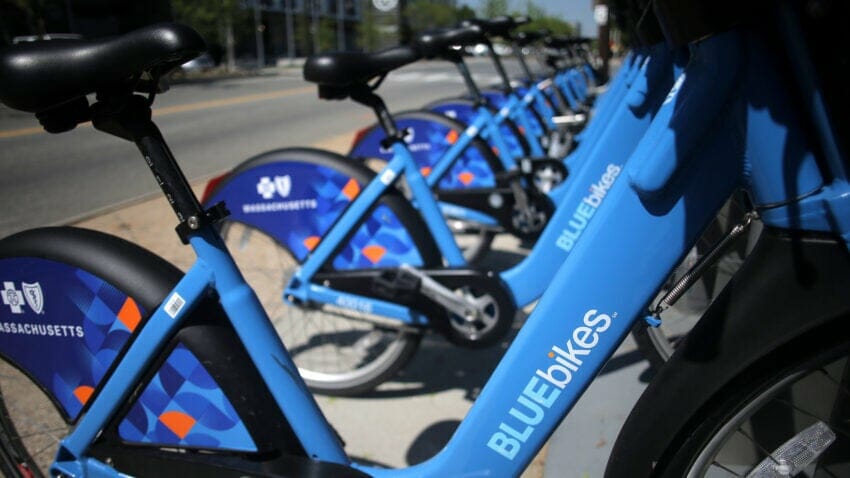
[1,0,849,475]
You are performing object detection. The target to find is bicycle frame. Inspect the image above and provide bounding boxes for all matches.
[281,141,470,323]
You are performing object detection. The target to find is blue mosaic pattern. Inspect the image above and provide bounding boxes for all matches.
[349,118,497,188]
[482,90,546,138]
[119,343,257,451]
[429,102,526,160]
[206,160,425,268]
[0,258,143,420]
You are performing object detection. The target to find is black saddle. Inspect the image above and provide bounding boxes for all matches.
[414,26,487,60]
[545,36,591,49]
[461,16,529,39]
[303,46,420,97]
[0,23,205,114]
[513,30,547,46]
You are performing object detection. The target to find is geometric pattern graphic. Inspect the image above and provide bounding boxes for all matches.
[481,90,546,140]
[429,102,526,160]
[207,160,425,269]
[330,203,424,269]
[118,343,257,452]
[349,117,497,189]
[0,258,145,420]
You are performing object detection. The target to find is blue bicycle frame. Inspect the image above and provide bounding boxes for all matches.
[280,140,472,322]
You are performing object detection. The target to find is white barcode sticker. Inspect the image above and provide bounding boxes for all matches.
[164,293,186,319]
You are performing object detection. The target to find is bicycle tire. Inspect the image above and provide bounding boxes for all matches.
[447,219,496,264]
[0,361,67,477]
[618,319,850,477]
[607,228,850,478]
[220,221,425,396]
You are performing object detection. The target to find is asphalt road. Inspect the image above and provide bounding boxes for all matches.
[0,57,520,237]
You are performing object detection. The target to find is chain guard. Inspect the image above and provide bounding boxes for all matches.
[315,268,517,348]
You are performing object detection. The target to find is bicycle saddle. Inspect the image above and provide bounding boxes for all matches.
[544,35,573,49]
[461,16,529,38]
[0,23,205,113]
[513,30,547,46]
[303,46,420,89]
[414,26,487,60]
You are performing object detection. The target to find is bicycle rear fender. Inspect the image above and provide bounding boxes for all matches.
[0,227,180,423]
[203,147,440,269]
[0,227,312,461]
[481,89,548,137]
[423,96,530,158]
[348,109,503,189]
[606,227,850,476]
[0,232,274,445]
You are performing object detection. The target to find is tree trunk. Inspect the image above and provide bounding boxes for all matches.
[224,15,236,72]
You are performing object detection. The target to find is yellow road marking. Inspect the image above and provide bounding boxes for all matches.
[0,85,315,139]
[152,86,314,116]
[0,126,44,139]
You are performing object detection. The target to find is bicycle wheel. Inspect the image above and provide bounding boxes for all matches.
[221,221,423,396]
[0,361,69,477]
[650,324,850,477]
[445,218,496,264]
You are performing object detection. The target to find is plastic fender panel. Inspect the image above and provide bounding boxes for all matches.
[427,100,528,159]
[0,257,145,421]
[348,113,498,189]
[206,155,426,269]
[118,342,257,451]
[481,90,546,136]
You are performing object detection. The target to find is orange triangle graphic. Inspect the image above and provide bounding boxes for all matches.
[362,245,387,264]
[159,411,196,440]
[445,130,459,144]
[74,385,94,405]
[341,178,361,200]
[117,297,142,332]
[303,236,321,251]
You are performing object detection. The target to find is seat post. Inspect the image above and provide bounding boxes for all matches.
[91,94,225,242]
[511,40,536,83]
[486,40,515,94]
[350,85,404,142]
[453,58,485,105]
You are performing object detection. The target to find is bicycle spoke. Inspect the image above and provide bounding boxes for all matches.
[769,396,850,441]
[817,464,840,478]
[735,427,782,469]
[816,367,850,401]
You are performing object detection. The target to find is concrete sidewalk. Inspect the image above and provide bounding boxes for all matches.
[72,132,652,477]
